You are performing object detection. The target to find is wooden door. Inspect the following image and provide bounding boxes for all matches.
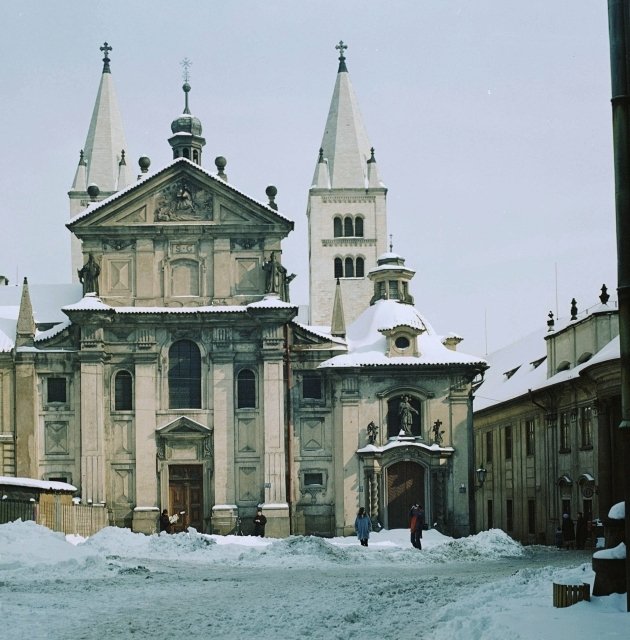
[168,465,203,532]
[387,461,424,529]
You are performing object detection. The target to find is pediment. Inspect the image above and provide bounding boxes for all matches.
[68,158,293,234]
[156,416,213,436]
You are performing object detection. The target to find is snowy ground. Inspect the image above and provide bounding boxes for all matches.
[0,521,627,640]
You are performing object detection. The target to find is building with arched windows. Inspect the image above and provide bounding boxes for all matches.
[0,44,486,538]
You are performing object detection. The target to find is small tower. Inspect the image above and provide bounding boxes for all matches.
[168,59,206,164]
[68,43,132,281]
[307,41,388,326]
[368,252,415,306]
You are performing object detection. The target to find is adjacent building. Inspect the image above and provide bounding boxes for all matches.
[473,291,624,544]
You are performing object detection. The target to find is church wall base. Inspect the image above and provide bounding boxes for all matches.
[132,507,160,535]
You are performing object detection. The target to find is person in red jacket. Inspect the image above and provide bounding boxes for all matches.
[409,504,425,549]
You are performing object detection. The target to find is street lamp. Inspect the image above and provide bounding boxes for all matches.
[476,466,487,490]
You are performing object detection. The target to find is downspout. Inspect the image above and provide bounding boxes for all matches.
[283,323,293,534]
[607,0,630,609]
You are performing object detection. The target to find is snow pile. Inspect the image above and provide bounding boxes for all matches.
[429,528,525,562]
[0,520,98,570]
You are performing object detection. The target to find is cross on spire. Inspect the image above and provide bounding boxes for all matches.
[335,40,348,72]
[181,57,192,83]
[100,42,112,73]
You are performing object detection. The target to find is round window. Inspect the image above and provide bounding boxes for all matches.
[395,336,410,349]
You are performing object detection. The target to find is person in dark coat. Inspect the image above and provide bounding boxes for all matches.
[575,512,588,549]
[253,508,267,537]
[159,509,171,533]
[561,513,575,549]
[409,504,425,549]
[354,507,372,547]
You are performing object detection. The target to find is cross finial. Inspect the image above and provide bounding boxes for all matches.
[181,57,192,83]
[100,42,112,73]
[336,40,348,72]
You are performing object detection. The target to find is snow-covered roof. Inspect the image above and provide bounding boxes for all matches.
[0,475,77,492]
[318,299,486,369]
[67,157,293,226]
[0,284,83,351]
[474,328,620,413]
[291,321,347,345]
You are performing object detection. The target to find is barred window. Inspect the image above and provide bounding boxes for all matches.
[237,369,256,409]
[114,370,133,411]
[47,378,67,404]
[169,340,201,409]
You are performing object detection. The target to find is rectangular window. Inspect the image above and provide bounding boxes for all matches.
[487,499,493,529]
[505,426,512,460]
[559,412,570,452]
[47,377,67,404]
[485,431,493,463]
[302,372,322,400]
[562,498,571,519]
[525,420,535,456]
[304,473,324,486]
[580,406,593,448]
[528,499,536,535]
[506,499,513,531]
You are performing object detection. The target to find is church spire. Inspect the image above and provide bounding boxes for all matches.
[69,43,132,282]
[16,277,36,348]
[312,41,381,189]
[72,43,132,194]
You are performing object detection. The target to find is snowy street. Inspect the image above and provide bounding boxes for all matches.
[0,522,627,639]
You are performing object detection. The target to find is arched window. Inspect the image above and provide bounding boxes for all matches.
[344,257,354,277]
[193,150,199,164]
[355,257,365,277]
[114,370,133,411]
[355,217,364,237]
[334,258,343,278]
[237,369,256,408]
[333,217,343,237]
[169,340,201,409]
[344,216,354,237]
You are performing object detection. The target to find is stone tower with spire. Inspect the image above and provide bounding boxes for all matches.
[68,43,132,281]
[307,41,388,327]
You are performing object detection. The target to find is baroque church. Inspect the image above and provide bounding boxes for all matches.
[0,43,486,537]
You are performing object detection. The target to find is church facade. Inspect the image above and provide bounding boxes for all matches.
[0,44,485,537]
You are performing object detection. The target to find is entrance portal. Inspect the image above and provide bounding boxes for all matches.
[169,465,203,532]
[387,461,425,528]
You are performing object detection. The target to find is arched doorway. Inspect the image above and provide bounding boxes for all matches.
[387,461,425,528]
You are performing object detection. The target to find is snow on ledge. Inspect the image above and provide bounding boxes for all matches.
[357,439,454,454]
[0,475,77,492]
[593,542,626,560]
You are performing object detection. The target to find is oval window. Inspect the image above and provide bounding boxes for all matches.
[395,336,410,349]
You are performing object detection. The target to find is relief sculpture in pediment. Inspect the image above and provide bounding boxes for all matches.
[154,179,214,221]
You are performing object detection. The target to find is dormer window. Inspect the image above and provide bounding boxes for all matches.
[556,360,571,373]
[577,352,593,364]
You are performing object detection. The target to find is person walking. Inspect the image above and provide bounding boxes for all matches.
[409,504,425,549]
[253,508,267,537]
[355,507,371,547]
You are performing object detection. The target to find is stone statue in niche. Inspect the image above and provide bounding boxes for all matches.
[78,253,100,296]
[154,179,213,221]
[398,395,418,436]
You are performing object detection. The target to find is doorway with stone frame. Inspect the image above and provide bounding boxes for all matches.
[168,464,203,532]
[386,460,425,529]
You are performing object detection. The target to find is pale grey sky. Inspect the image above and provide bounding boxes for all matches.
[0,1,617,356]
